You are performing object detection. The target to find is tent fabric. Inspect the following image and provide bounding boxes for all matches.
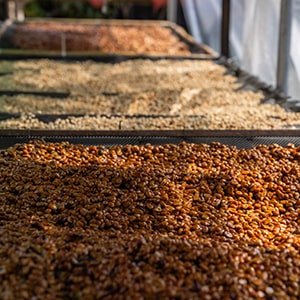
[182,0,300,100]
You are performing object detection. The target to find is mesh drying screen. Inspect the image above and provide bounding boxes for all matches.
[1,131,300,150]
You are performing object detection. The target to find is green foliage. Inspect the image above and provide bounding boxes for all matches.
[24,1,46,17]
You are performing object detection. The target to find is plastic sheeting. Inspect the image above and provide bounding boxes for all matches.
[182,0,300,100]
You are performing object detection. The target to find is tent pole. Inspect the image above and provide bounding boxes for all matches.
[276,0,292,94]
[221,0,231,57]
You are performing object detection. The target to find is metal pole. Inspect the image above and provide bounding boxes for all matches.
[7,0,16,20]
[276,0,292,94]
[61,33,66,57]
[16,0,25,22]
[167,0,178,23]
[221,0,231,57]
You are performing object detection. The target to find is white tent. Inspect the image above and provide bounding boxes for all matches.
[181,0,300,100]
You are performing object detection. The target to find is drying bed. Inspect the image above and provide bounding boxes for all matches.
[0,58,299,130]
[0,18,217,59]
[1,138,300,299]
